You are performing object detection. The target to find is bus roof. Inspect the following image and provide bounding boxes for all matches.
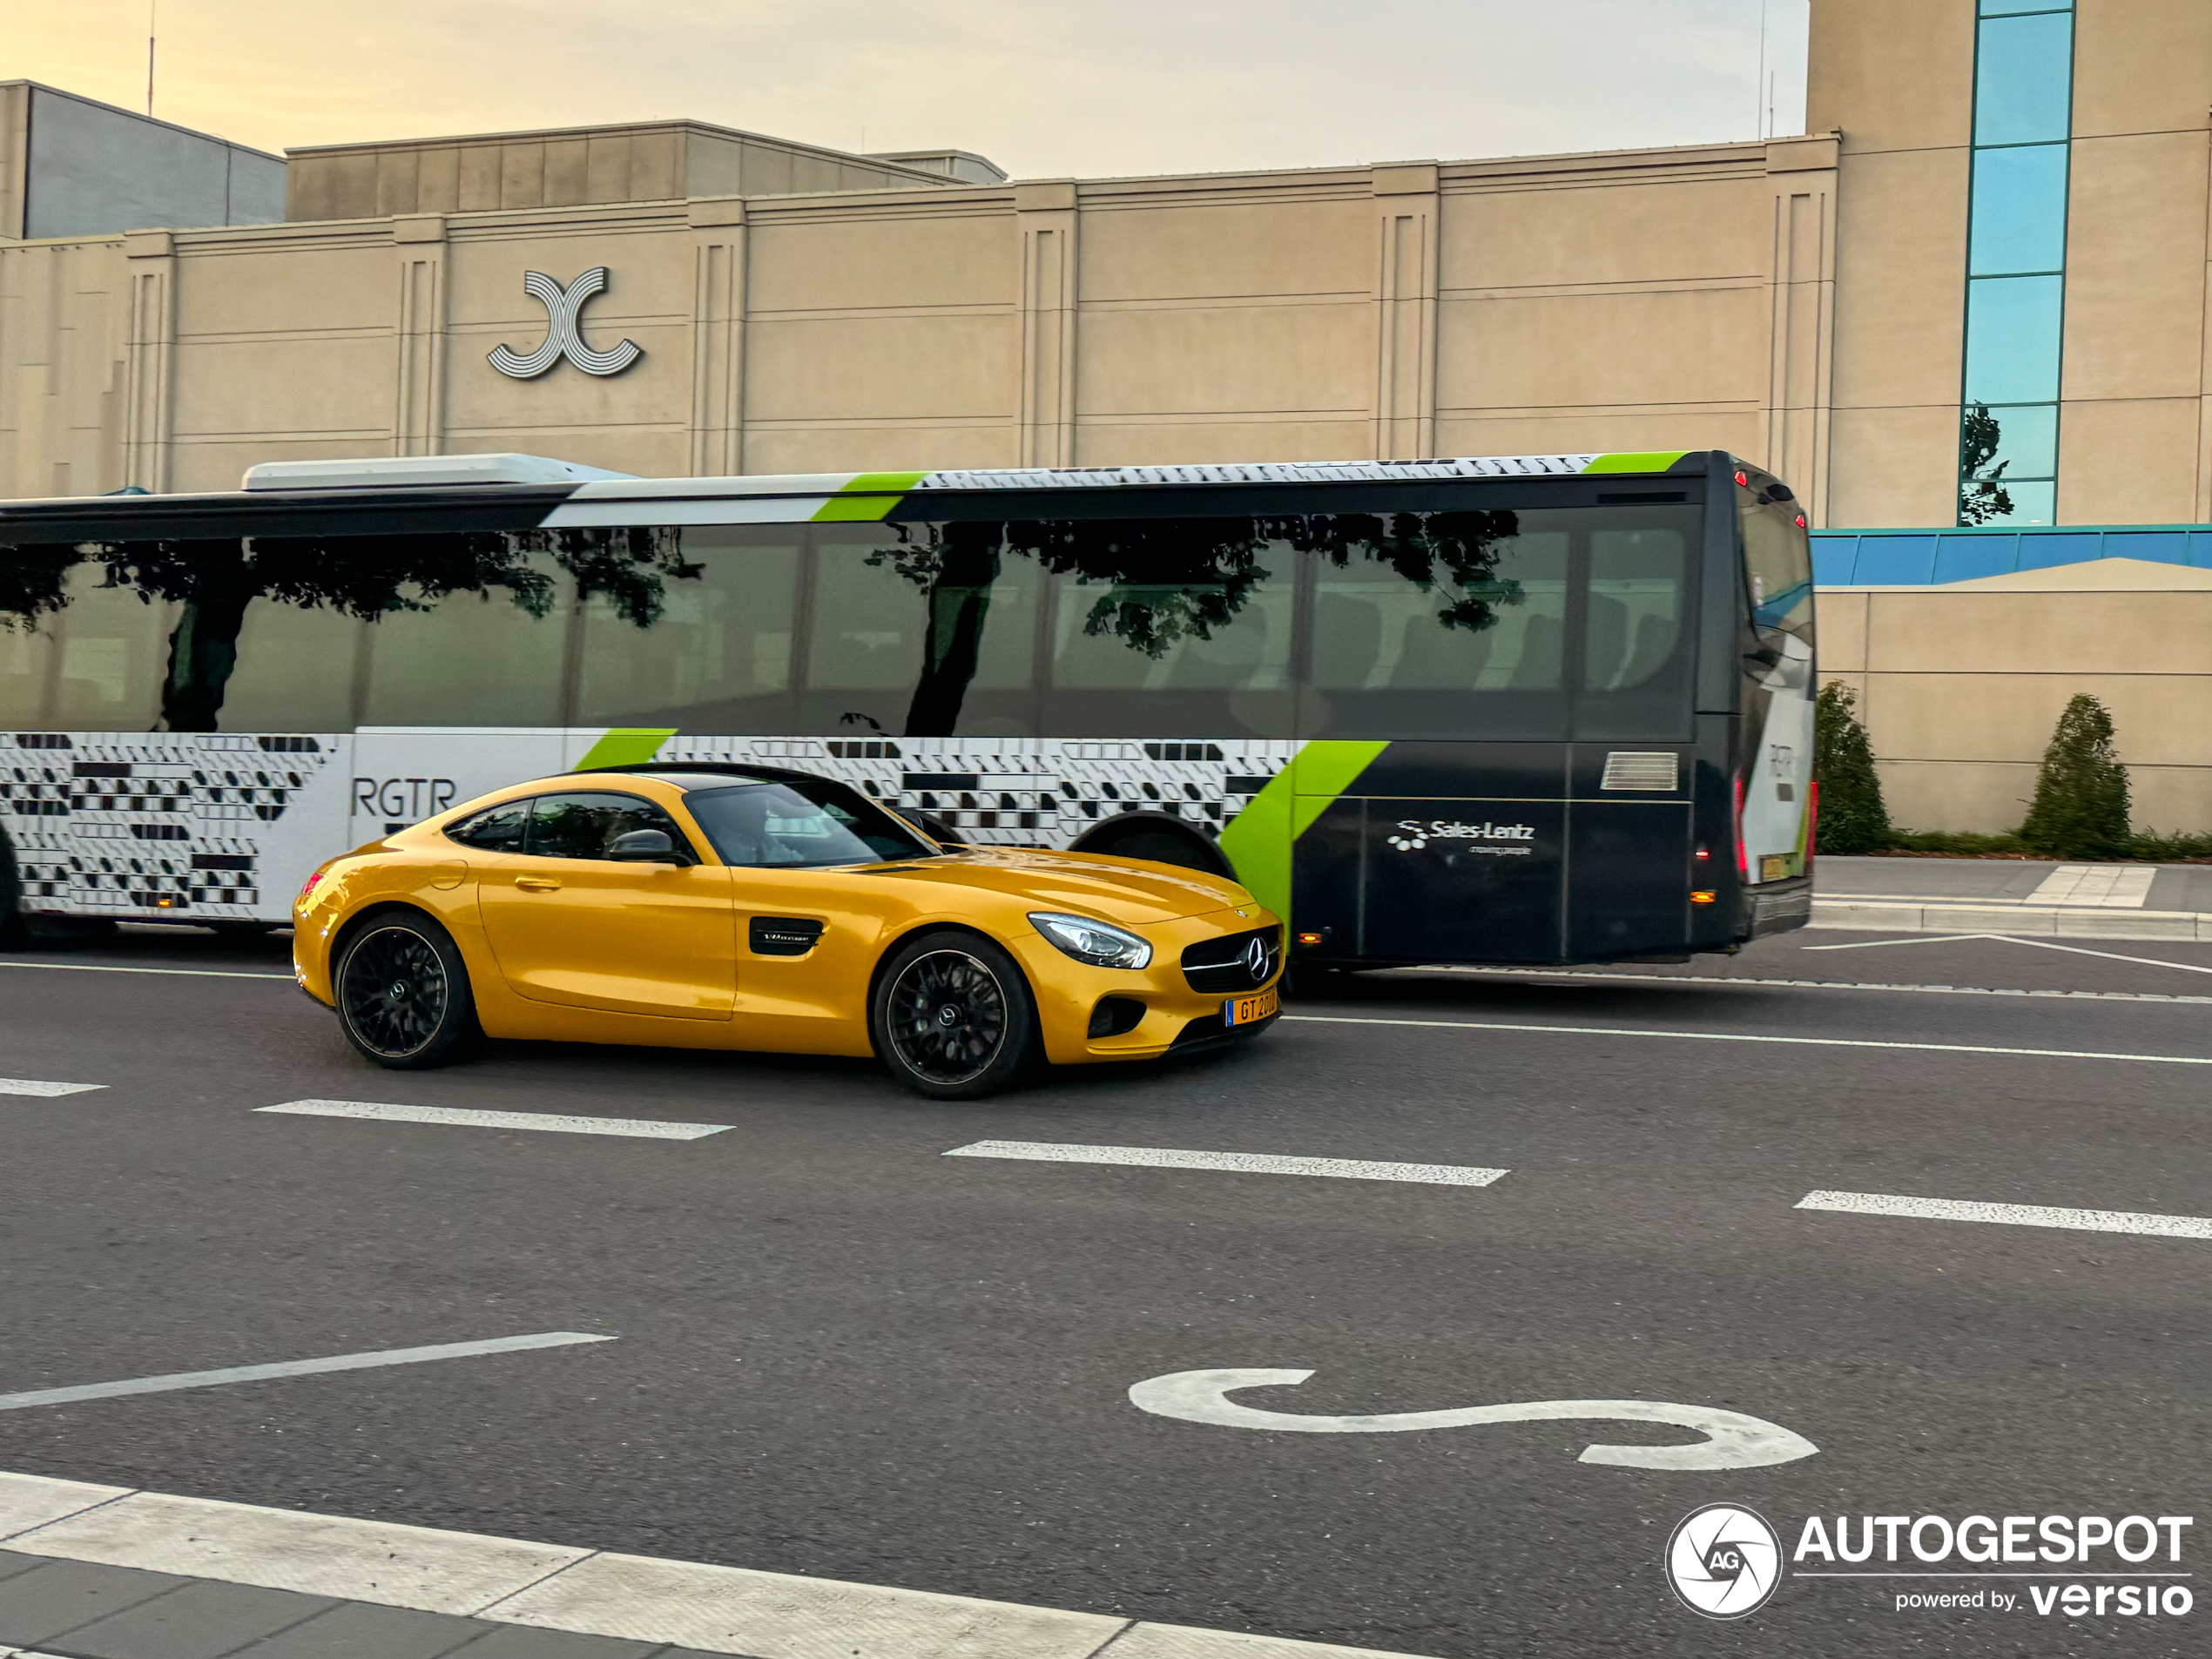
[0,450,1737,542]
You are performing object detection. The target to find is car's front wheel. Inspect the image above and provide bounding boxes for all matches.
[334,911,481,1069]
[871,930,1040,1100]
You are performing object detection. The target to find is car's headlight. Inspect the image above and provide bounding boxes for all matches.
[1030,911,1153,969]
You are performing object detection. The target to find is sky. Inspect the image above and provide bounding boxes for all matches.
[4,1,1812,179]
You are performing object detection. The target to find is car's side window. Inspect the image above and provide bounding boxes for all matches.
[445,799,531,852]
[523,792,696,862]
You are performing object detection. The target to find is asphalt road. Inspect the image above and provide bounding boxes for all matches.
[3,923,2210,1656]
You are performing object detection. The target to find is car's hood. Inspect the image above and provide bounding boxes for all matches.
[879,847,1258,927]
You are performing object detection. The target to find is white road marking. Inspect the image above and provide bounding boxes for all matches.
[1421,965,2212,1006]
[257,1099,732,1140]
[0,1079,104,1097]
[1797,1190,2212,1240]
[1128,1369,1817,1471]
[0,1332,616,1413]
[2027,864,2155,908]
[0,960,293,981]
[0,1469,1410,1658]
[1802,933,2012,951]
[1806,931,2212,977]
[1284,1013,2212,1067]
[944,1140,1507,1187]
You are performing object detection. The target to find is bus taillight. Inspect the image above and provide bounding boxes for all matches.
[1804,779,1819,867]
[1732,776,1749,880]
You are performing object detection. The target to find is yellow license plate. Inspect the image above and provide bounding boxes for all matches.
[1224,988,1279,1026]
[1761,854,1791,882]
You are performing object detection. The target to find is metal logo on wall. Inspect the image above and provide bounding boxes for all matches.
[488,268,643,379]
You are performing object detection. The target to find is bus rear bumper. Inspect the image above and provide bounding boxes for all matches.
[1740,875,1813,940]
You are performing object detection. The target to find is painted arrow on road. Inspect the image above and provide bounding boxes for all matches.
[1129,1368,1817,1471]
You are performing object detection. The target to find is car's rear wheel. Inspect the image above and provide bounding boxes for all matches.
[871,930,1040,1100]
[334,912,480,1069]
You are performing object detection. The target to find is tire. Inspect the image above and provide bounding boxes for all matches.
[0,832,25,951]
[334,911,482,1069]
[869,929,1041,1100]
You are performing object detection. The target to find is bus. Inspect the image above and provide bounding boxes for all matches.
[0,449,1815,966]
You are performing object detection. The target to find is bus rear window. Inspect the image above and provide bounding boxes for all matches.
[1738,486,1812,640]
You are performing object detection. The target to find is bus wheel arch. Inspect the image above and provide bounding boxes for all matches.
[1069,813,1235,880]
[0,826,24,949]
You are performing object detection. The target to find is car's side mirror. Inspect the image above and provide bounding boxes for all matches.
[610,828,689,865]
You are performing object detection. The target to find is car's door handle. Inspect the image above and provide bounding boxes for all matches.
[513,875,562,893]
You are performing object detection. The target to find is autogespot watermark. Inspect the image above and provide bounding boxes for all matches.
[1666,1508,2195,1622]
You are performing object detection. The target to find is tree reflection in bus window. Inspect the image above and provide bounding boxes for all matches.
[1583,529,1686,691]
[1312,531,1565,691]
[361,554,570,727]
[47,565,172,731]
[577,528,799,727]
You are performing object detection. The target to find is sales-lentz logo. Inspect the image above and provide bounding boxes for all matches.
[1384,819,1538,854]
[1668,1505,1784,1620]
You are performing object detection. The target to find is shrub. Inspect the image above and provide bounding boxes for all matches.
[2019,693,2132,860]
[1813,681,1892,853]
[1890,829,2033,856]
[2129,829,2212,863]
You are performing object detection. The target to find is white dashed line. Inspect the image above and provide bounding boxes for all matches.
[1283,1015,2212,1067]
[0,1332,617,1413]
[0,960,293,980]
[1420,965,2212,1005]
[0,1079,105,1097]
[944,1140,1507,1186]
[1797,1190,2212,1240]
[256,1100,732,1140]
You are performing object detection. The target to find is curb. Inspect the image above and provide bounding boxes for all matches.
[1810,899,2212,943]
[0,1472,1430,1659]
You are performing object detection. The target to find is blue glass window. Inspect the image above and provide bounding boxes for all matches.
[1974,13,2074,145]
[2016,531,2100,569]
[1973,402,2059,478]
[1932,535,2020,583]
[1995,480,2055,526]
[1853,537,1939,585]
[1979,1,2072,16]
[1964,276,2064,404]
[1968,144,2069,275]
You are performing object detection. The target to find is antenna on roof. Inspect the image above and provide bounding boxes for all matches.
[146,1,158,117]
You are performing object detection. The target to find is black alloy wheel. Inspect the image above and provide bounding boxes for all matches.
[334,914,480,1069]
[871,930,1041,1100]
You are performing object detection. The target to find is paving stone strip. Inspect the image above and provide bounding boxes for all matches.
[0,1474,1426,1659]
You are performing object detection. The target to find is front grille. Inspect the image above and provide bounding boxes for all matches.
[1181,924,1282,994]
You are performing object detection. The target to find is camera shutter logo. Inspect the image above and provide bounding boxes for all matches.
[489,268,644,379]
[1667,1504,1783,1619]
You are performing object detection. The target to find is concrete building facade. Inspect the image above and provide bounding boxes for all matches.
[3,0,2211,828]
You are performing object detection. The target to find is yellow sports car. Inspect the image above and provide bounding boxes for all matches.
[292,764,1282,1098]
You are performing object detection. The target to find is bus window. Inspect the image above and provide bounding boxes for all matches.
[0,610,55,725]
[1740,489,1813,641]
[1300,516,1569,739]
[361,552,570,727]
[219,598,365,732]
[1583,529,1687,692]
[1039,519,1293,738]
[576,527,799,730]
[48,565,172,731]
[799,524,1041,738]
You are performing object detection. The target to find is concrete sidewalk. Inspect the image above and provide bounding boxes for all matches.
[1812,855,2212,941]
[0,1473,1421,1659]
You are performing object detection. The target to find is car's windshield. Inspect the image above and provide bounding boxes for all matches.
[683,779,935,867]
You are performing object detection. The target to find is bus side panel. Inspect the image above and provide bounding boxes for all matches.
[0,731,355,925]
[1564,800,1692,960]
[1291,742,1570,964]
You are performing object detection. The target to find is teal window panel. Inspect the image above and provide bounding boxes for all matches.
[1993,480,2057,525]
[2104,531,2188,566]
[2189,532,2212,568]
[1934,535,2020,583]
[1965,276,2064,404]
[1968,145,2069,276]
[1979,1,2073,15]
[1974,12,2075,145]
[1969,401,2060,479]
[1855,536,1939,584]
[1811,536,1858,585]
[2017,529,2099,568]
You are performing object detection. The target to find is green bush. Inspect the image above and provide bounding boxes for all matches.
[2129,829,2212,862]
[2019,693,2132,860]
[1813,681,1892,853]
[1890,829,2032,856]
